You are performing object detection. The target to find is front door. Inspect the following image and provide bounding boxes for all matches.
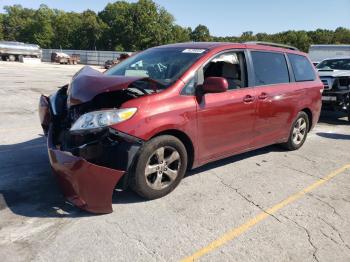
[195,50,257,163]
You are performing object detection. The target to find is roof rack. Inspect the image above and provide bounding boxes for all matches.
[245,41,299,51]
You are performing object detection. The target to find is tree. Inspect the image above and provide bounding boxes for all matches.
[51,11,81,49]
[2,5,35,42]
[27,4,55,48]
[191,24,211,42]
[170,25,191,43]
[333,27,350,44]
[308,29,334,44]
[76,10,106,50]
[0,14,4,40]
[99,0,178,51]
[0,1,349,52]
[240,31,257,42]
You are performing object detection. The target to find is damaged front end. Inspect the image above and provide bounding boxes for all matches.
[39,66,150,213]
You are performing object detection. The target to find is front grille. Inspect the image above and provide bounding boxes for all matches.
[320,78,334,90]
[321,79,329,89]
[338,78,350,89]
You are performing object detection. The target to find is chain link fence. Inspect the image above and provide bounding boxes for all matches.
[42,49,133,65]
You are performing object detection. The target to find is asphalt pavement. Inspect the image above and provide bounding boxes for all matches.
[0,61,349,262]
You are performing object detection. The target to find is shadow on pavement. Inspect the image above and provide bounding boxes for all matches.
[316,132,350,140]
[1,110,346,218]
[0,135,284,218]
[0,135,152,218]
[319,110,349,126]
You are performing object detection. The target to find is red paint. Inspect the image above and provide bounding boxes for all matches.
[116,43,322,168]
[40,42,322,213]
[47,126,124,214]
[68,66,146,106]
[202,77,228,93]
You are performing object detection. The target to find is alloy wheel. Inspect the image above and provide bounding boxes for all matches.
[292,118,307,145]
[144,146,181,190]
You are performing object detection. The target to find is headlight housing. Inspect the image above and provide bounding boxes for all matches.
[70,108,137,132]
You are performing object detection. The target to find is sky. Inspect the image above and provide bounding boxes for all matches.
[1,0,349,37]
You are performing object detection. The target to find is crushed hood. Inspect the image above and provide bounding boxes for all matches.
[318,69,350,78]
[67,66,146,106]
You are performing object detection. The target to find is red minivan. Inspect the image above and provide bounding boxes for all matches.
[39,42,323,213]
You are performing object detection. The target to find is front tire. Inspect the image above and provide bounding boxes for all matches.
[130,135,188,199]
[282,111,309,151]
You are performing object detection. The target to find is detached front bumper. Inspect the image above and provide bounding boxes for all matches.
[39,95,134,214]
[47,128,124,213]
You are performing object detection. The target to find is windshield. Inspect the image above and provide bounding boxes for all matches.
[105,47,207,88]
[316,59,350,70]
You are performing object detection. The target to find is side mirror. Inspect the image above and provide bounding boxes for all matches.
[202,77,228,93]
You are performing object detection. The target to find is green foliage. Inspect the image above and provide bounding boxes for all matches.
[0,14,4,40]
[77,10,106,50]
[191,25,211,42]
[2,5,35,42]
[28,5,55,48]
[0,1,349,52]
[98,0,178,51]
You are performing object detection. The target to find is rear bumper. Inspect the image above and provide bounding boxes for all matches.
[39,95,128,214]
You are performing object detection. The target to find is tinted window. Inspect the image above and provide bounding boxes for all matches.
[316,58,350,70]
[251,51,290,86]
[288,54,316,82]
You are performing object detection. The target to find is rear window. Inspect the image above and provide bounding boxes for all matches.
[288,54,316,82]
[251,51,290,86]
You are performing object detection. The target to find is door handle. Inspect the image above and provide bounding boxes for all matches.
[243,95,255,103]
[258,92,268,100]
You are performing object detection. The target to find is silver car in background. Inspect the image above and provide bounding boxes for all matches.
[317,57,350,122]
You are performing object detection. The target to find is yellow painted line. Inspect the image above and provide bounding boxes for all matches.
[181,163,350,262]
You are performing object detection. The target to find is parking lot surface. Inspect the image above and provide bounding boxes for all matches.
[0,61,350,262]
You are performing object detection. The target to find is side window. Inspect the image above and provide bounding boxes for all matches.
[181,77,196,95]
[251,51,290,86]
[202,51,248,90]
[288,54,316,82]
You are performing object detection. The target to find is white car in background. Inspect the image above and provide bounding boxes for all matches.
[317,57,350,122]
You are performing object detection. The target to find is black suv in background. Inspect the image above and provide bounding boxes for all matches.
[317,58,350,122]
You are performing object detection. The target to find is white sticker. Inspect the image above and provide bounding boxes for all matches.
[182,49,206,54]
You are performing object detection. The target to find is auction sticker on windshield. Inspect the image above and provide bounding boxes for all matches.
[182,49,206,53]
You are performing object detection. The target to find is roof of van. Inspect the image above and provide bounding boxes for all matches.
[156,42,305,54]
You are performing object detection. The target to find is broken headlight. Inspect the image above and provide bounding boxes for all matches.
[70,108,137,132]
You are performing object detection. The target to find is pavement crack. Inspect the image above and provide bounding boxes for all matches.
[290,153,318,164]
[341,198,350,204]
[213,174,281,223]
[281,165,322,180]
[280,214,319,262]
[111,222,167,261]
[308,193,342,219]
[320,229,339,245]
[318,216,350,251]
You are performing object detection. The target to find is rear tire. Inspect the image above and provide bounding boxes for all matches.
[130,135,188,199]
[282,111,309,151]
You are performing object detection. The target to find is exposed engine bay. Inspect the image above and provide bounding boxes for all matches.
[46,67,165,183]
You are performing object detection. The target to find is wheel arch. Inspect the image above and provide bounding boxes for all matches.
[151,129,195,170]
[301,108,313,132]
